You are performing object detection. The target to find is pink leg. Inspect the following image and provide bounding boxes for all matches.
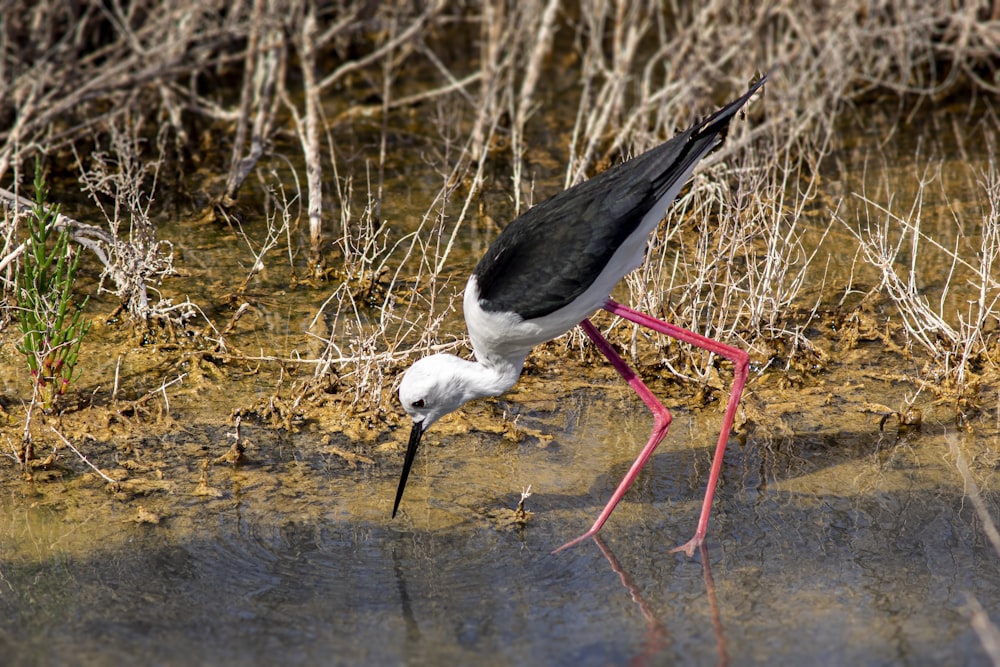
[553,299,749,557]
[552,317,672,552]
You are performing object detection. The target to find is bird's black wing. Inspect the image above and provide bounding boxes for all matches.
[472,75,765,320]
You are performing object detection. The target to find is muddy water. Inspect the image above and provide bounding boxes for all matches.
[1,392,996,665]
[2,110,1000,665]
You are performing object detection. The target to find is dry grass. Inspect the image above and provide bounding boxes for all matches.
[839,148,1000,402]
[0,0,999,419]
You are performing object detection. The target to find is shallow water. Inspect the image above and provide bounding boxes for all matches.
[2,390,997,666]
[3,81,1000,667]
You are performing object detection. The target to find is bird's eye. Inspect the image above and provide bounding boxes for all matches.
[412,399,425,408]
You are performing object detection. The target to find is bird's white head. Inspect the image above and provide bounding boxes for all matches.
[393,351,524,518]
[397,354,473,430]
[393,353,479,518]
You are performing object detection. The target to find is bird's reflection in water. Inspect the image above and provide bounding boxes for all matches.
[593,535,729,667]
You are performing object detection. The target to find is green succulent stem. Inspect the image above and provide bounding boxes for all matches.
[15,163,91,412]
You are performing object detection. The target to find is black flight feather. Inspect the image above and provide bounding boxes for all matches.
[472,75,766,320]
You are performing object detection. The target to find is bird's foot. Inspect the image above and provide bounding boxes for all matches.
[551,528,600,554]
[669,535,704,558]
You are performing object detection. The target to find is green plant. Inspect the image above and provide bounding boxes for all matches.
[15,165,91,412]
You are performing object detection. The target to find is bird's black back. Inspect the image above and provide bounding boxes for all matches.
[472,75,765,320]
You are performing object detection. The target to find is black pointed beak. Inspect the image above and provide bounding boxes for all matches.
[392,420,424,518]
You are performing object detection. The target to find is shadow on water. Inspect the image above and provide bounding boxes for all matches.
[0,498,707,665]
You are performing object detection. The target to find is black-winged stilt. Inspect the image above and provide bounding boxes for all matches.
[395,75,765,556]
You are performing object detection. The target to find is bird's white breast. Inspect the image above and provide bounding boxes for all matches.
[463,223,647,361]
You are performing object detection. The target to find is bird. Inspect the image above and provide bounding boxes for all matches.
[394,74,765,557]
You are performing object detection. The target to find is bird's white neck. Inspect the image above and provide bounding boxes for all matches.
[398,349,527,430]
[464,350,526,401]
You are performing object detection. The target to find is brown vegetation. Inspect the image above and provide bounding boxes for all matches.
[0,1,999,564]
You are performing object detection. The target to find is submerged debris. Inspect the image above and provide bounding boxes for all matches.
[214,416,250,466]
[194,460,224,498]
[482,486,534,530]
[868,403,923,432]
[515,485,533,522]
[323,441,376,469]
[127,505,162,525]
